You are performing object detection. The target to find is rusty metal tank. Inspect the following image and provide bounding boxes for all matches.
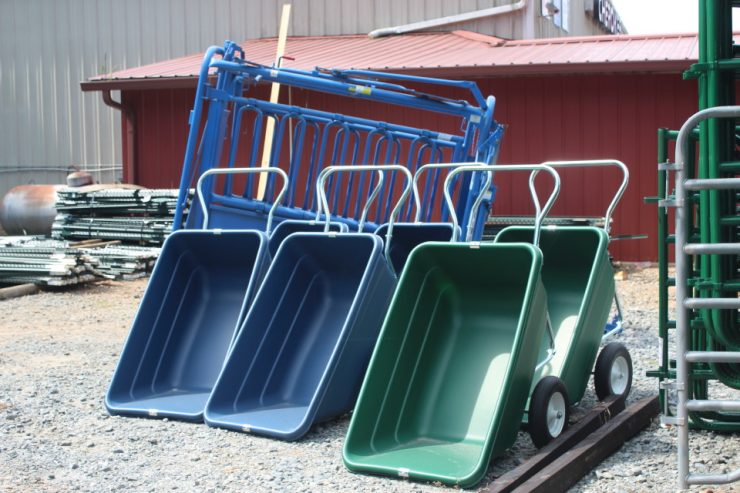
[0,185,64,235]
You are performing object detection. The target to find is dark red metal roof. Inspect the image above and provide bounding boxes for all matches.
[83,30,717,91]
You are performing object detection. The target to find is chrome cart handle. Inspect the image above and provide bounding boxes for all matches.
[314,168,384,232]
[412,162,490,224]
[444,163,561,247]
[196,167,289,234]
[541,160,629,235]
[317,164,413,270]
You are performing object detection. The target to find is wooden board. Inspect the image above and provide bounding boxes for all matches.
[509,396,659,493]
[482,396,626,493]
[257,3,291,200]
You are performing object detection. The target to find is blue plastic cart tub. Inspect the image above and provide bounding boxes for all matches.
[106,229,269,421]
[204,232,396,439]
[268,219,348,257]
[374,222,457,275]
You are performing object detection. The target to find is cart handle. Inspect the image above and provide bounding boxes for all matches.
[411,162,491,224]
[196,167,289,234]
[317,164,413,270]
[444,163,561,247]
[540,160,628,236]
[314,168,385,231]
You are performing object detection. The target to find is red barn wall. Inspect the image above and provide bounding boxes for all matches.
[121,72,701,262]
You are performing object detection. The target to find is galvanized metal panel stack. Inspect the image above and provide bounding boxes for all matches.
[0,236,161,285]
[52,188,185,245]
[79,244,160,280]
[0,237,100,286]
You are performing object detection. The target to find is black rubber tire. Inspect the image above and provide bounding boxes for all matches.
[529,376,570,448]
[594,342,633,401]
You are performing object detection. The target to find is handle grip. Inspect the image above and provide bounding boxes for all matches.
[444,163,561,246]
[196,167,289,234]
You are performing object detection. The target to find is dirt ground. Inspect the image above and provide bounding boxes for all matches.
[0,268,738,492]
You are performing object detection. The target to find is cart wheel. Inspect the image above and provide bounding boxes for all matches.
[594,342,633,401]
[529,376,570,448]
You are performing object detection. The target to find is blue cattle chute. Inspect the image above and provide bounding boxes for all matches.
[172,41,504,238]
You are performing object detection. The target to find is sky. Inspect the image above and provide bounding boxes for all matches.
[611,0,740,34]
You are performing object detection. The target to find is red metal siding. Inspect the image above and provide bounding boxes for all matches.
[122,73,701,262]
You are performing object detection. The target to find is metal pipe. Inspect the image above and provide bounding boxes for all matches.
[685,178,740,190]
[411,162,486,223]
[196,167,288,234]
[686,400,740,412]
[0,166,122,173]
[684,243,740,255]
[685,351,740,363]
[368,0,526,38]
[684,297,740,309]
[316,164,413,270]
[688,469,740,486]
[443,163,560,246]
[102,90,136,184]
[540,159,629,236]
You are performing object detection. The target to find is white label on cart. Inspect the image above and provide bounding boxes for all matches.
[242,425,251,433]
[398,468,410,478]
[470,114,481,123]
[437,132,453,141]
[270,69,278,78]
[148,409,158,417]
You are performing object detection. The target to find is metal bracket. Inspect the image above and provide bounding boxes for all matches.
[660,381,685,391]
[659,380,685,426]
[658,198,683,208]
[658,161,680,171]
[661,415,686,426]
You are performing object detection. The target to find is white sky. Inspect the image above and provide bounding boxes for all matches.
[611,0,740,34]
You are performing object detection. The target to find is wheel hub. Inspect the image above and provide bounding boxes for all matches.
[610,355,629,395]
[546,391,566,437]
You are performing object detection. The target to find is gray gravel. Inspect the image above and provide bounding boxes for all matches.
[0,266,738,492]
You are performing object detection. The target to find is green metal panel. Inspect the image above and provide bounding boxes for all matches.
[660,0,740,431]
[495,226,614,404]
[343,242,547,488]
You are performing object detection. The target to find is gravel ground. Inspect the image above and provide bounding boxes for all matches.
[1,265,738,492]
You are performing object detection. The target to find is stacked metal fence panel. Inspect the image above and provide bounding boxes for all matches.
[52,188,186,245]
[0,237,100,286]
[0,236,160,285]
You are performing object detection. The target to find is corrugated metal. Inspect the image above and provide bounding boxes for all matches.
[9,0,587,200]
[121,72,705,261]
[85,30,708,90]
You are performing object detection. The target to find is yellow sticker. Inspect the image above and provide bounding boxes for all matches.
[349,85,372,96]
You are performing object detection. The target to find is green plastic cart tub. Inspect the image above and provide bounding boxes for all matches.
[343,241,548,487]
[495,225,615,404]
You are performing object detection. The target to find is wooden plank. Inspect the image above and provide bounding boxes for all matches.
[513,396,659,493]
[0,283,40,301]
[257,3,291,200]
[70,239,122,248]
[482,396,626,493]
